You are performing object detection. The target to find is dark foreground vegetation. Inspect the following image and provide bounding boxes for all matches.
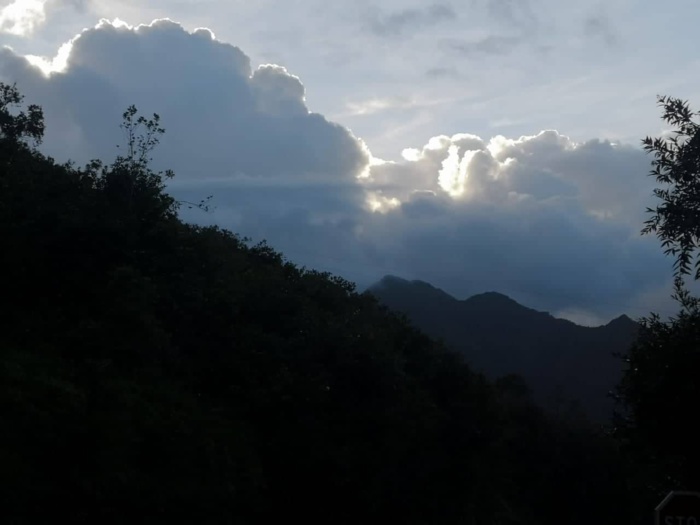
[0,83,698,524]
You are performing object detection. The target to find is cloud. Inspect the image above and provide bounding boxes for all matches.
[360,130,667,319]
[441,0,541,59]
[44,0,92,18]
[445,35,523,57]
[0,0,88,36]
[58,0,88,10]
[1,19,369,184]
[482,0,537,28]
[583,14,618,47]
[365,3,455,37]
[339,95,432,118]
[0,17,674,324]
[0,0,46,35]
[425,66,460,79]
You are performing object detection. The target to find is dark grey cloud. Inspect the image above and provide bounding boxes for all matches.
[0,18,673,323]
[584,14,618,47]
[469,0,538,31]
[366,3,455,37]
[442,0,543,58]
[425,66,461,79]
[50,0,90,11]
[487,0,536,25]
[445,35,522,56]
[443,0,541,59]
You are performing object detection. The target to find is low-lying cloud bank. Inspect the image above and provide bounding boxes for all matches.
[0,18,673,324]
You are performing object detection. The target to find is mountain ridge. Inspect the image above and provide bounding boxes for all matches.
[366,274,639,421]
[372,274,632,328]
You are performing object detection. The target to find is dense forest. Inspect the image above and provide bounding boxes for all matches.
[0,83,697,524]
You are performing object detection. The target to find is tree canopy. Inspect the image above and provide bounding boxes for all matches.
[642,96,700,279]
[0,82,44,145]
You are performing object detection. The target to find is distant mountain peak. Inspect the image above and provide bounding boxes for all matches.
[604,314,638,329]
[466,291,519,304]
[374,275,409,287]
[463,290,546,317]
[368,275,457,305]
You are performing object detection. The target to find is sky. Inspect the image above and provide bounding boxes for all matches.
[2,0,700,325]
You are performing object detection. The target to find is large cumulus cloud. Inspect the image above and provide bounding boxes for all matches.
[1,19,368,181]
[0,18,674,324]
[361,131,668,323]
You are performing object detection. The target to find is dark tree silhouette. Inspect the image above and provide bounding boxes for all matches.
[616,96,700,520]
[0,82,44,145]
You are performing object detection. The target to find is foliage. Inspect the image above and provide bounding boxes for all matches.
[0,82,44,146]
[615,276,700,493]
[642,96,700,279]
[615,95,700,517]
[0,82,631,524]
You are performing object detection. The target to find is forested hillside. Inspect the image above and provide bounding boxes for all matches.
[0,82,645,524]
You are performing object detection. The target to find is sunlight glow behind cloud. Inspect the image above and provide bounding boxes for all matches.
[24,39,72,74]
[366,192,401,213]
[437,145,470,197]
[20,17,132,76]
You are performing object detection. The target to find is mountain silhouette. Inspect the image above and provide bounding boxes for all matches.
[367,275,639,421]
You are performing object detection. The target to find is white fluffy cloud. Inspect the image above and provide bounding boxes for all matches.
[360,130,667,321]
[0,0,87,36]
[0,18,675,324]
[0,0,46,35]
[2,19,369,180]
[365,130,652,224]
